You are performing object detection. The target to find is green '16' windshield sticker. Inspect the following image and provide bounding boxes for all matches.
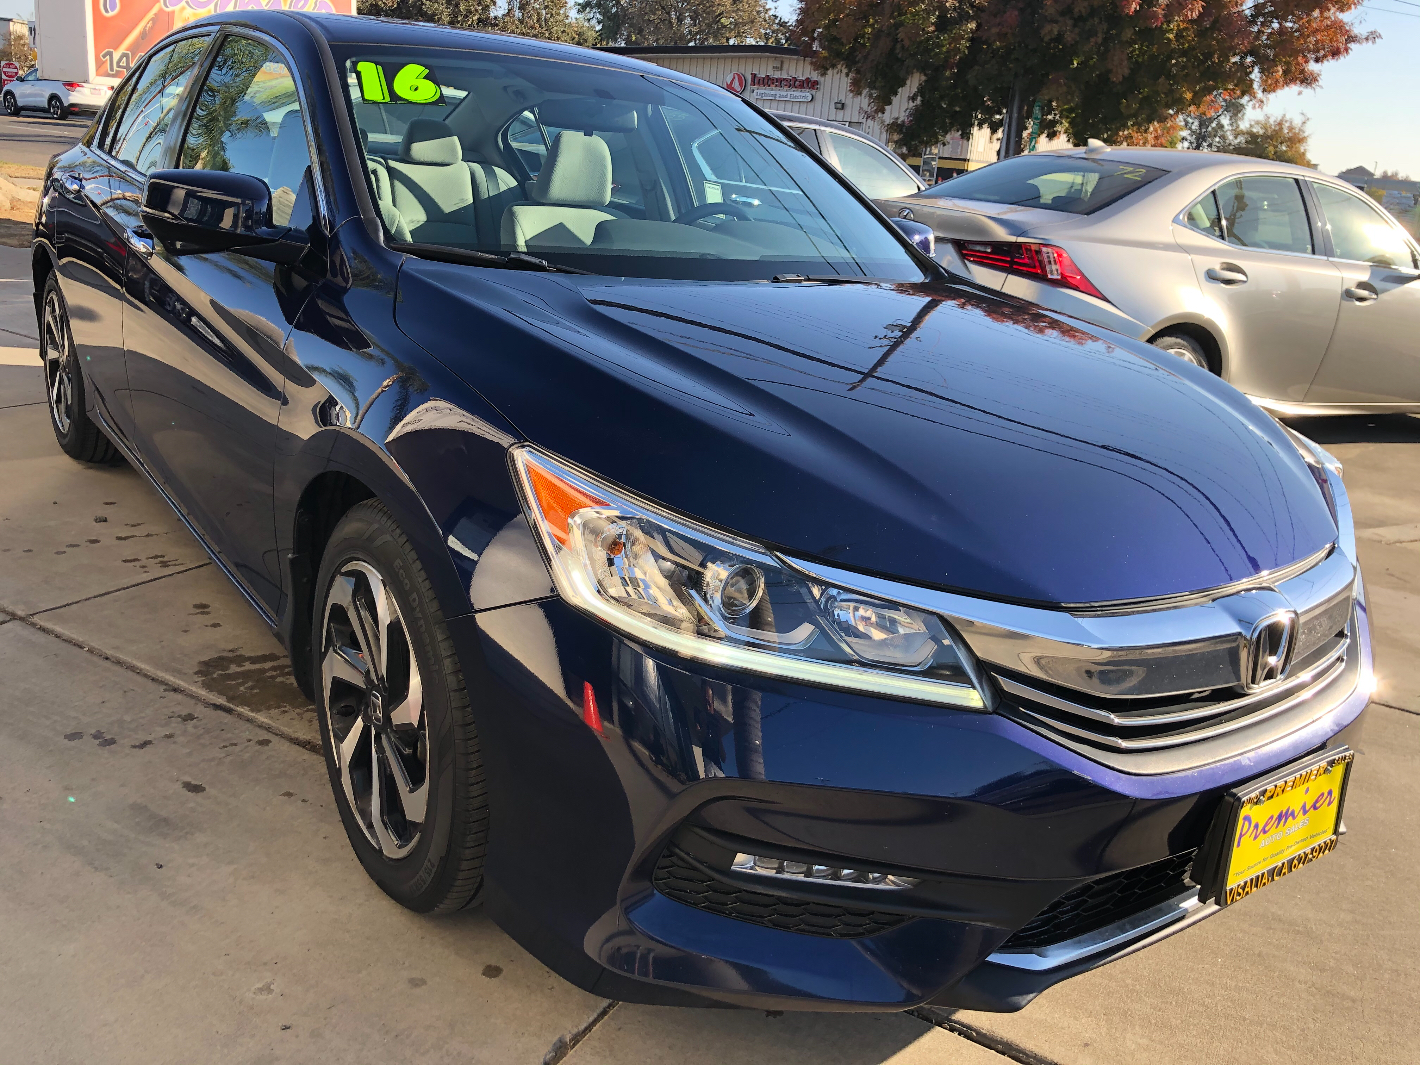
[355,61,444,105]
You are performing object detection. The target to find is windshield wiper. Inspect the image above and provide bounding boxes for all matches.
[394,242,592,275]
[770,274,887,285]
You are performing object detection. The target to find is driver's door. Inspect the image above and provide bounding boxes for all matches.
[14,69,41,108]
[1303,181,1420,404]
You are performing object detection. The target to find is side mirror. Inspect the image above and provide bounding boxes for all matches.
[890,216,935,259]
[141,169,309,264]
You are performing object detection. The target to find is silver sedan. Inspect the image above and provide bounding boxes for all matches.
[882,148,1420,415]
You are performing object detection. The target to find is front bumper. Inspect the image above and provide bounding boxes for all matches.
[449,585,1371,1012]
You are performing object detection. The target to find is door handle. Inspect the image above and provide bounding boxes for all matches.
[1205,264,1249,285]
[1343,285,1379,303]
[124,225,155,257]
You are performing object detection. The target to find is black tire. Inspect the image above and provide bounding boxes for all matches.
[2,92,17,117]
[1150,332,1213,373]
[41,274,120,464]
[47,95,67,120]
[313,499,488,914]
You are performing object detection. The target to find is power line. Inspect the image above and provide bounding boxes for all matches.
[1364,3,1420,16]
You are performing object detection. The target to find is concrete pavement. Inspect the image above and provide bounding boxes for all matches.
[1,242,1416,1063]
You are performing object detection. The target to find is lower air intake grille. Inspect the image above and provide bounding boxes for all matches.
[999,851,1197,951]
[652,845,914,939]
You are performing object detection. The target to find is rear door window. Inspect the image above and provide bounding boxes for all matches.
[107,35,210,174]
[1215,175,1313,255]
[822,131,919,199]
[1183,191,1225,241]
[920,155,1167,214]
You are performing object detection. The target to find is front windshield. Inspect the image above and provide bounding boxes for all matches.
[334,45,923,282]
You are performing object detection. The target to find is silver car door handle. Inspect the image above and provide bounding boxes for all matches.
[1343,286,1378,303]
[124,225,155,257]
[1205,265,1249,285]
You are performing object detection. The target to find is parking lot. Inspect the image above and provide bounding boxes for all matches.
[2,234,1417,1064]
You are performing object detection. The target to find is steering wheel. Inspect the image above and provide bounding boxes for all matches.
[675,202,752,226]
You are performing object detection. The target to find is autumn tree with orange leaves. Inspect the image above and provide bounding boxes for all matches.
[794,0,1375,156]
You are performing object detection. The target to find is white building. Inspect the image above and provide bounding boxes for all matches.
[602,44,1004,178]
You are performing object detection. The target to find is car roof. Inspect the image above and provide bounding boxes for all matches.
[766,111,902,153]
[194,10,705,83]
[1030,145,1327,181]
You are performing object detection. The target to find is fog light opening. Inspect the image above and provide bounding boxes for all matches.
[731,852,918,889]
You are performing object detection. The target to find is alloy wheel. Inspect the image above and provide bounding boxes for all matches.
[2,93,16,117]
[1158,341,1209,371]
[48,97,65,120]
[43,288,75,436]
[321,560,429,860]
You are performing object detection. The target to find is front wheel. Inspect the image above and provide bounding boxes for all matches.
[41,274,119,464]
[2,92,17,117]
[47,96,67,120]
[314,500,489,914]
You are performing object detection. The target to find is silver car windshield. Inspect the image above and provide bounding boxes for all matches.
[335,46,923,282]
[920,155,1168,215]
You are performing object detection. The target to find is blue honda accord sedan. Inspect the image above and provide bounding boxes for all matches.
[34,11,1371,1012]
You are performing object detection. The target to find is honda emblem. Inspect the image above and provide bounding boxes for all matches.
[1244,611,1297,690]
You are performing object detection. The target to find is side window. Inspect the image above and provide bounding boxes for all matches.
[21,69,37,82]
[506,111,548,176]
[180,37,312,227]
[789,126,821,153]
[1184,190,1225,241]
[823,131,919,200]
[1215,175,1313,255]
[1311,182,1419,269]
[98,71,139,155]
[107,36,210,174]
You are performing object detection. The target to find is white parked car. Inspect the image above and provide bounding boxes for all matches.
[2,69,112,120]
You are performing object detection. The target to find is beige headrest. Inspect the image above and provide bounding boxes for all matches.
[401,118,462,165]
[532,131,612,208]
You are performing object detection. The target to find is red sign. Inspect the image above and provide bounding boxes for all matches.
[1,61,18,87]
[725,72,746,94]
[750,73,820,91]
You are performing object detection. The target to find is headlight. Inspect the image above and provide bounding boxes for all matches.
[511,448,987,709]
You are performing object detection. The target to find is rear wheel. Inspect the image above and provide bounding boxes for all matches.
[314,500,488,913]
[42,275,119,464]
[1150,332,1212,373]
[2,92,17,117]
[47,95,67,120]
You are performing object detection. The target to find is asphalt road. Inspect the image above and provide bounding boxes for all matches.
[1,241,1416,1064]
[0,111,89,168]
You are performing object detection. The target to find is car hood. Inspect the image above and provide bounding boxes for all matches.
[396,264,1337,606]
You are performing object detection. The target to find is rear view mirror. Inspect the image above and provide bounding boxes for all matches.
[142,169,309,264]
[890,216,935,259]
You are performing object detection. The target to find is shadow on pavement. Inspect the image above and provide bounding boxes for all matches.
[1283,412,1420,445]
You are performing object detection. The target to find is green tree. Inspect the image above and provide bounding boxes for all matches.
[358,0,600,45]
[357,0,498,28]
[795,0,1374,157]
[586,0,788,47]
[1224,114,1313,167]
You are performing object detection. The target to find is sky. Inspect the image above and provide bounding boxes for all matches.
[5,0,1409,177]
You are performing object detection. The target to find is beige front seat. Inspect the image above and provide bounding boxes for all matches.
[501,131,617,251]
[387,118,481,246]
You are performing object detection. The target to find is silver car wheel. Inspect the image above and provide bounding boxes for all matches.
[2,93,16,116]
[1160,343,1208,370]
[43,288,75,435]
[321,559,428,860]
[48,96,65,120]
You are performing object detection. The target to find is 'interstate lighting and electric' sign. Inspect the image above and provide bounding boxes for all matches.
[724,72,818,102]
